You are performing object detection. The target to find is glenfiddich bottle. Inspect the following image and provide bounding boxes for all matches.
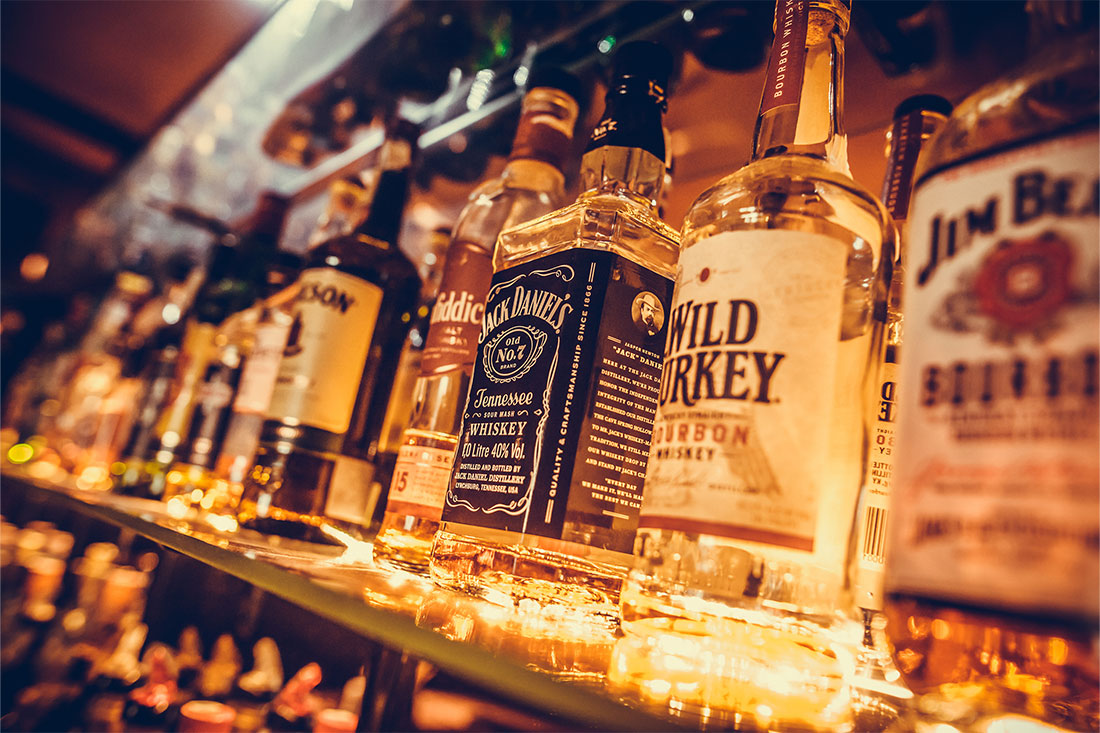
[430,43,678,620]
[116,193,290,499]
[615,1,892,728]
[885,2,1099,729]
[373,70,582,573]
[236,120,422,542]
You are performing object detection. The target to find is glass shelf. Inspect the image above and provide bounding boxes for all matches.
[1,470,681,731]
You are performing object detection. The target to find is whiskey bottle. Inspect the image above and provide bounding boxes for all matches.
[854,94,950,616]
[211,252,303,487]
[430,43,679,620]
[236,120,422,542]
[116,193,290,499]
[616,1,892,728]
[885,2,1099,729]
[373,70,582,573]
[161,252,302,514]
[850,94,950,730]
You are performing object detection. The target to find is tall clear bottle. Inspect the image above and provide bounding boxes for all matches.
[236,120,422,543]
[615,1,892,728]
[885,2,1099,729]
[850,94,950,731]
[429,43,679,620]
[373,71,582,573]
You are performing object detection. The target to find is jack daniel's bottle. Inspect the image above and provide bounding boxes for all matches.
[374,70,582,573]
[430,43,679,621]
[614,1,892,728]
[237,120,422,542]
[885,2,1099,729]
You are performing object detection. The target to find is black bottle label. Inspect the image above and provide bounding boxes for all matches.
[442,249,672,552]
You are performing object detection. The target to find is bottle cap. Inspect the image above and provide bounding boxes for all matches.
[893,94,953,119]
[611,41,673,100]
[584,41,672,159]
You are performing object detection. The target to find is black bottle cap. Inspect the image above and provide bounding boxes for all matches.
[893,93,953,119]
[385,117,422,147]
[525,66,584,106]
[584,41,671,159]
[611,41,673,97]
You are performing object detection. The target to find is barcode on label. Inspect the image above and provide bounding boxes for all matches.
[862,506,888,564]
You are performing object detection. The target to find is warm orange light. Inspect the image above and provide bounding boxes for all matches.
[20,253,49,281]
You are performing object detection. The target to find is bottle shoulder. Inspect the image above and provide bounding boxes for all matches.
[305,236,420,287]
[452,180,564,252]
[917,34,1099,181]
[682,154,893,260]
[497,192,681,279]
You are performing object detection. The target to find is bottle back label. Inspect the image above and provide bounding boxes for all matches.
[233,321,291,414]
[442,249,672,552]
[890,129,1099,618]
[421,241,492,376]
[266,268,382,434]
[639,231,847,553]
[855,360,898,611]
[184,359,240,468]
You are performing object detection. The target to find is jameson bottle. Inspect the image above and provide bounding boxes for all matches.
[614,2,892,729]
[429,44,679,620]
[115,192,289,499]
[236,120,422,542]
[373,70,582,573]
[885,3,1099,729]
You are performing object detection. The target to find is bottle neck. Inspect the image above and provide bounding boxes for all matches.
[752,0,850,170]
[579,146,665,210]
[579,85,668,209]
[356,167,410,247]
[881,107,949,225]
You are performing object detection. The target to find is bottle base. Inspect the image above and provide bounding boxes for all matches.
[372,513,438,574]
[428,529,627,626]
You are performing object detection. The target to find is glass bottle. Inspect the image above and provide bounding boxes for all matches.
[160,252,302,515]
[236,120,422,543]
[429,43,679,621]
[615,1,892,728]
[884,2,1099,729]
[115,192,289,500]
[850,94,951,731]
[374,72,582,573]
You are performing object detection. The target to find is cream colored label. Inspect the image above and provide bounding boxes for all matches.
[854,361,897,610]
[890,130,1099,618]
[266,268,382,433]
[386,443,456,519]
[324,454,376,524]
[639,230,847,553]
[232,321,290,415]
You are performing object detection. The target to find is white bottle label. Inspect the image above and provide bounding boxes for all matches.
[890,129,1099,618]
[854,361,898,611]
[232,321,291,415]
[266,268,383,434]
[386,443,457,520]
[639,230,847,554]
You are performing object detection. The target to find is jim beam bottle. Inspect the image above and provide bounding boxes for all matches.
[236,120,422,542]
[614,1,893,728]
[373,70,582,573]
[885,2,1099,729]
[116,193,290,499]
[429,43,678,621]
